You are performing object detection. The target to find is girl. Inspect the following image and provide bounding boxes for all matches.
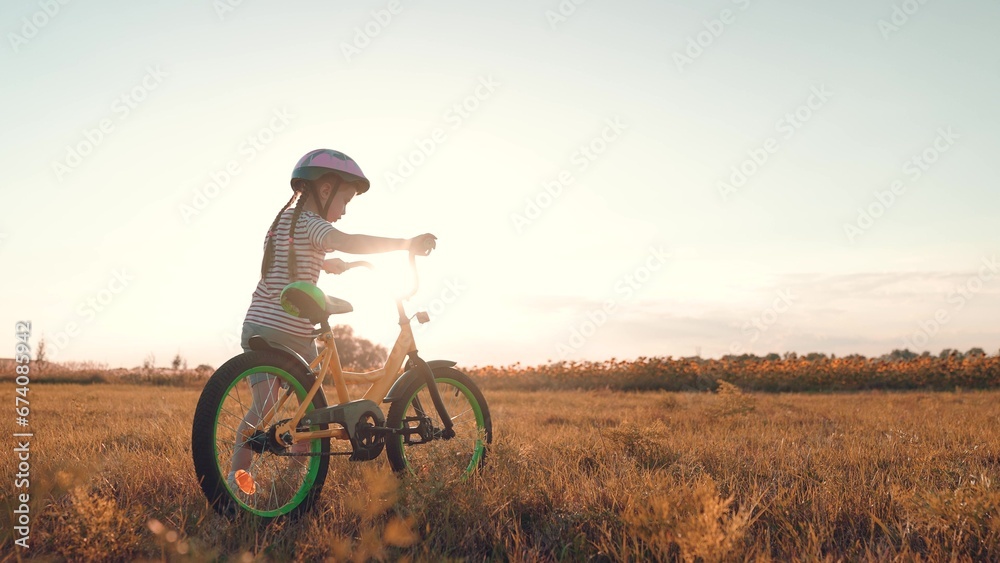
[229,148,435,492]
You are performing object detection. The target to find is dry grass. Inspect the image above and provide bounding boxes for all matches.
[1,383,999,561]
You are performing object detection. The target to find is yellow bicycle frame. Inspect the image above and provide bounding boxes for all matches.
[258,318,418,445]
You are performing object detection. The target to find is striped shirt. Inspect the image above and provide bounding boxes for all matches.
[244,208,336,337]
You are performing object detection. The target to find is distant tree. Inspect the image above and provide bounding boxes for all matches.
[172,352,184,370]
[939,348,963,360]
[966,347,986,358]
[35,337,47,373]
[331,325,388,370]
[887,348,917,361]
[721,353,758,362]
[143,353,156,372]
[782,352,798,361]
[804,352,828,361]
[764,353,781,361]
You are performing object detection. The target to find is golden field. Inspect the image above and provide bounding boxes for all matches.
[466,353,1000,393]
[13,352,1000,393]
[1,380,999,561]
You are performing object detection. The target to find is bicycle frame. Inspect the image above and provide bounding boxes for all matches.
[259,254,432,447]
[264,318,417,444]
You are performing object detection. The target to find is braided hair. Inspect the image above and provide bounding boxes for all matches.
[260,191,298,279]
[285,191,310,280]
[260,174,345,281]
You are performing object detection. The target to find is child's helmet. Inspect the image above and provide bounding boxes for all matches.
[291,149,370,193]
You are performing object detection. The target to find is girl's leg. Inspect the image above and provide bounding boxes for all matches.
[230,322,317,483]
[231,376,308,479]
[230,376,280,475]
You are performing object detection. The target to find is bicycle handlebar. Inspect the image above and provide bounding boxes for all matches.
[341,260,374,271]
[339,245,432,303]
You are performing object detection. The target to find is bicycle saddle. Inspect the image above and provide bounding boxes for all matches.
[280,281,353,324]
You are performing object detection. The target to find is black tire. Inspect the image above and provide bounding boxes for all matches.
[191,350,330,521]
[385,366,492,481]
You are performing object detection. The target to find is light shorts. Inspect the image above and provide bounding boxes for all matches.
[240,321,318,386]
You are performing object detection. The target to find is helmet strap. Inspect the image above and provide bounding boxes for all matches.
[313,176,341,219]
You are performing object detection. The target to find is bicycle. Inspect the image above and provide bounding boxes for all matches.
[191,245,492,520]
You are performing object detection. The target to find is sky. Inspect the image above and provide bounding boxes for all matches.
[1,0,999,369]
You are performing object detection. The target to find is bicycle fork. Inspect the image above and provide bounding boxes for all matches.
[408,352,456,439]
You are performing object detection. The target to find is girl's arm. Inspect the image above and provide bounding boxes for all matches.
[323,229,435,255]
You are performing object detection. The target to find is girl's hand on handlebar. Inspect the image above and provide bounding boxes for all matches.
[407,233,437,256]
[322,258,350,275]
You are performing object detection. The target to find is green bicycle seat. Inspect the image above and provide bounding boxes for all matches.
[280,281,353,324]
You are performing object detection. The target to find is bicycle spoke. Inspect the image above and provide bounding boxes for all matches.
[219,406,246,426]
[233,383,249,419]
[412,395,427,418]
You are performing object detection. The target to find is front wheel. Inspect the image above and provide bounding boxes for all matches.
[385,366,492,481]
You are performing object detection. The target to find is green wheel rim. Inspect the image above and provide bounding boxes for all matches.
[212,366,321,517]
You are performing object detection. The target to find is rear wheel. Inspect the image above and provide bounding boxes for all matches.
[385,367,491,481]
[191,351,330,521]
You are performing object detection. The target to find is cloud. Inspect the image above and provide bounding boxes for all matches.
[524,268,1000,360]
